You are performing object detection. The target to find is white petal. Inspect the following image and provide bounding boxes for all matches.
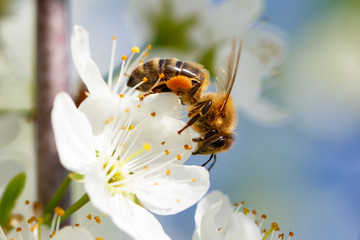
[52,226,94,240]
[71,25,91,82]
[244,25,287,77]
[51,92,96,174]
[135,164,209,215]
[194,191,233,228]
[84,164,113,215]
[193,201,223,240]
[223,212,262,240]
[111,194,170,240]
[135,93,183,120]
[84,58,111,96]
[124,116,192,167]
[0,114,22,147]
[240,98,289,124]
[78,96,120,135]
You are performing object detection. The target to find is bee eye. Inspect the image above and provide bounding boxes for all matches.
[209,137,226,149]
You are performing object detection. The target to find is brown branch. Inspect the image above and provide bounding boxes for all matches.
[36,0,70,213]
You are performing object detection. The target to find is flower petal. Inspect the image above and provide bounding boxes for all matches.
[223,212,262,240]
[193,201,222,240]
[84,164,114,215]
[111,194,171,240]
[71,25,91,82]
[0,114,22,147]
[239,98,289,124]
[52,226,94,240]
[78,96,121,135]
[135,93,183,120]
[51,92,96,174]
[124,116,193,167]
[134,164,209,215]
[194,191,233,228]
[84,58,112,96]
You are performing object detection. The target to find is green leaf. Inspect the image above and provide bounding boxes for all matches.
[0,172,26,226]
[68,172,84,181]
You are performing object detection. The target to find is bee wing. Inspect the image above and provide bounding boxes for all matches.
[219,40,242,112]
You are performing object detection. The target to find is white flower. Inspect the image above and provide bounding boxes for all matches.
[193,191,262,240]
[228,25,289,124]
[53,25,210,240]
[193,191,294,240]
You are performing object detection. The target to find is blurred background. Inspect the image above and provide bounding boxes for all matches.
[1,0,360,239]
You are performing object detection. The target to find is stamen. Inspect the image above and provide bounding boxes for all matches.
[262,222,279,240]
[287,232,294,240]
[151,112,156,117]
[131,46,140,53]
[108,36,117,90]
[164,149,170,155]
[94,216,101,224]
[119,143,152,167]
[122,55,127,61]
[176,154,182,160]
[166,169,171,175]
[161,141,166,145]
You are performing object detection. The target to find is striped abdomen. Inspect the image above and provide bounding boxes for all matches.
[127,58,207,92]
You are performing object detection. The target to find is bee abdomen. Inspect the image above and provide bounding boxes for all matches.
[127,58,205,92]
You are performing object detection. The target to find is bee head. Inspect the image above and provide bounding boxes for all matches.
[192,132,235,155]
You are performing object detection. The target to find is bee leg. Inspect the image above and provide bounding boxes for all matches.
[178,100,212,135]
[141,83,171,100]
[201,154,217,171]
[192,137,204,142]
[177,114,201,135]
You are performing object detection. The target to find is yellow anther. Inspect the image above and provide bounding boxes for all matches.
[139,94,144,99]
[144,52,149,57]
[142,77,148,82]
[176,199,180,203]
[243,207,250,215]
[143,143,152,150]
[261,214,267,219]
[37,217,43,223]
[50,230,56,238]
[86,214,92,221]
[75,223,80,227]
[131,46,140,53]
[125,108,130,113]
[94,216,101,223]
[289,232,294,237]
[161,141,166,145]
[234,202,239,207]
[192,178,196,182]
[252,210,257,215]
[25,200,30,205]
[166,169,171,175]
[16,227,22,232]
[176,154,182,160]
[164,149,169,155]
[151,112,156,117]
[122,55,127,61]
[129,125,134,130]
[147,44,152,50]
[96,238,104,240]
[140,60,144,64]
[159,73,165,79]
[271,222,279,229]
[154,182,158,185]
[119,93,125,98]
[112,36,117,40]
[143,165,149,170]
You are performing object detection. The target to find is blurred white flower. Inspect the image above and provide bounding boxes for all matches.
[283,6,360,140]
[193,191,294,240]
[53,25,210,240]
[227,25,288,124]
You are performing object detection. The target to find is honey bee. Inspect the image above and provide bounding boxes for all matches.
[127,41,242,170]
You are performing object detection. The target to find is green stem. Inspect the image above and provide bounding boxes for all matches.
[60,193,90,224]
[42,175,71,223]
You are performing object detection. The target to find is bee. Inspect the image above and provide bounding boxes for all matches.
[127,41,242,170]
[127,58,210,105]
